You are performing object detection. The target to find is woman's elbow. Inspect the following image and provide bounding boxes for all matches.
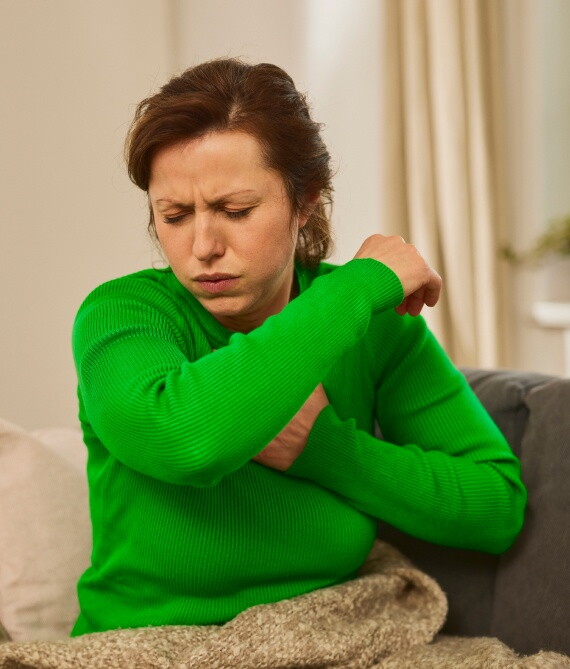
[485,482,528,555]
[96,415,228,487]
[134,447,228,487]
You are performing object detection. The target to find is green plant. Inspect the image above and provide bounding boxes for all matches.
[500,215,570,267]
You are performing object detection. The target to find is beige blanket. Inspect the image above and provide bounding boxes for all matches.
[1,540,568,668]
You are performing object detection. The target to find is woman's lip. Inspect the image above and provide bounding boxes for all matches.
[195,273,237,281]
[197,277,239,294]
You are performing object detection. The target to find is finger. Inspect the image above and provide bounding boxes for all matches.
[395,298,409,316]
[424,272,442,307]
[406,292,425,317]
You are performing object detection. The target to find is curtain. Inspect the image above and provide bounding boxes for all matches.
[378,0,511,368]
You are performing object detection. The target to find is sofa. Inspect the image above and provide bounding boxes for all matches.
[0,367,568,656]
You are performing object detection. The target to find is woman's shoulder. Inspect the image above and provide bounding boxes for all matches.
[72,267,194,345]
[75,266,178,313]
[71,267,197,357]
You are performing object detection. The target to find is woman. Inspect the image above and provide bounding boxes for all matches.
[70,58,527,636]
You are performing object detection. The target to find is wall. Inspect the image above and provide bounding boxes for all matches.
[0,0,175,429]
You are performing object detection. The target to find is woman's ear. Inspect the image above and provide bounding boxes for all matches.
[298,191,321,229]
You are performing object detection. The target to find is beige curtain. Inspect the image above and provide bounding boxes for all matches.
[378,0,512,368]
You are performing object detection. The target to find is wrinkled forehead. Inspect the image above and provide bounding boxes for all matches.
[148,131,288,205]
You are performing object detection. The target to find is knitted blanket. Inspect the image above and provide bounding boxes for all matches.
[1,540,568,669]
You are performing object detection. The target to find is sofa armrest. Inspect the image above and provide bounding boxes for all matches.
[376,366,570,656]
[488,373,570,656]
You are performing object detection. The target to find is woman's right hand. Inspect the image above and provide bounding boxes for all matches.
[353,234,442,317]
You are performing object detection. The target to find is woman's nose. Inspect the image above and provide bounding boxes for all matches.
[192,215,225,261]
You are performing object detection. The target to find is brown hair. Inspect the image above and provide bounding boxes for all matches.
[125,57,335,268]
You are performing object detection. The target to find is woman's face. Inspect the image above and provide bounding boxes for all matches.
[148,131,312,333]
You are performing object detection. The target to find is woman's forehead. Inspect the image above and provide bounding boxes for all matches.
[149,132,285,202]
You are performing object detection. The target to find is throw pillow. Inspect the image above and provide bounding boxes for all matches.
[0,419,91,641]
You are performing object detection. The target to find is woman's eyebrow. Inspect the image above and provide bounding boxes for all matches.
[155,190,258,208]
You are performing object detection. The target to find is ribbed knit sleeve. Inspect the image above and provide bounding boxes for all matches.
[285,311,528,554]
[72,258,404,487]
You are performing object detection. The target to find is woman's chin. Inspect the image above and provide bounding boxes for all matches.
[198,295,252,322]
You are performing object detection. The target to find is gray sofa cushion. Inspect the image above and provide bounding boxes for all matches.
[458,367,555,457]
[491,377,570,655]
[376,366,569,656]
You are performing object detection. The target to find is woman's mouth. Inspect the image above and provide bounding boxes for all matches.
[197,277,239,293]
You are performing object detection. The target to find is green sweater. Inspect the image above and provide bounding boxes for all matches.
[70,257,527,636]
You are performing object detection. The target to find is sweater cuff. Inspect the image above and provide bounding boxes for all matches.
[346,258,405,314]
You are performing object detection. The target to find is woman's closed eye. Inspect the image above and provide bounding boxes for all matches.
[162,208,254,225]
[224,207,254,220]
[163,214,186,224]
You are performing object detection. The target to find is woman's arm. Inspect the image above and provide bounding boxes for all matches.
[72,259,403,487]
[282,314,528,554]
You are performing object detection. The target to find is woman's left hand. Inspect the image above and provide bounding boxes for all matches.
[252,383,329,471]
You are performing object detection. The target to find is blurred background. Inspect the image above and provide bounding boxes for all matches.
[1,0,569,429]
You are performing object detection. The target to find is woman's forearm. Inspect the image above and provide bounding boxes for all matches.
[284,402,526,554]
